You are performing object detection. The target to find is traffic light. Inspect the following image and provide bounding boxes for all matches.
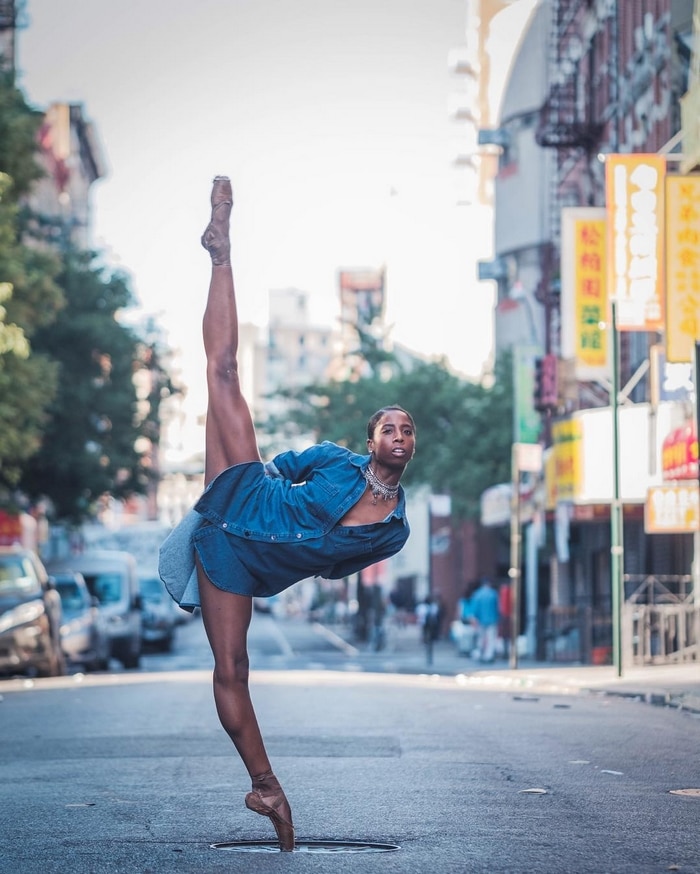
[533,354,558,412]
[533,357,545,411]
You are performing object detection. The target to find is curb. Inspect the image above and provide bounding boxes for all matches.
[600,689,700,715]
[589,687,700,714]
[318,623,700,714]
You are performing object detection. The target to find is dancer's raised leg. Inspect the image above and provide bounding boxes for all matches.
[200,175,261,482]
[197,176,294,850]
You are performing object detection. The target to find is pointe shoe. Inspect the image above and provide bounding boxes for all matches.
[201,175,233,266]
[245,775,295,852]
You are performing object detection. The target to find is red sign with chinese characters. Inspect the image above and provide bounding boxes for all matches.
[661,424,699,481]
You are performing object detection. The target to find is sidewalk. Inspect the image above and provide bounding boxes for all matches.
[328,620,700,715]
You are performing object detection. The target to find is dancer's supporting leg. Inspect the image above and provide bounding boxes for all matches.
[196,176,294,851]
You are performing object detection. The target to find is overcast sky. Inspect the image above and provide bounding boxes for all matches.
[18,0,535,436]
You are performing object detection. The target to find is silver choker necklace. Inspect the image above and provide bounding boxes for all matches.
[364,465,400,504]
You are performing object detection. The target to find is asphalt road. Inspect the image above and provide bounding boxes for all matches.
[1,614,699,873]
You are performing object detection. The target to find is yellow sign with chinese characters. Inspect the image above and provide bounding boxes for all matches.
[552,418,583,502]
[573,214,607,371]
[561,208,609,379]
[665,175,700,362]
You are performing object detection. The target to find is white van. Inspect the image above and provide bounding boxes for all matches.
[48,550,142,668]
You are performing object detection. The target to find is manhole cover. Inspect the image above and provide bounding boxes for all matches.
[211,840,400,854]
[669,788,700,798]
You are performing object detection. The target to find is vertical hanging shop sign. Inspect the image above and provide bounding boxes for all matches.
[552,418,583,503]
[561,208,608,379]
[665,175,700,363]
[513,344,543,444]
[605,154,666,331]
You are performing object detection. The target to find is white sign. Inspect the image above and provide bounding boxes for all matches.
[515,442,543,473]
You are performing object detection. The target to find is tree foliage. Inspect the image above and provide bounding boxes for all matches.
[260,352,514,519]
[0,73,179,523]
[19,249,151,522]
[135,316,183,452]
[0,73,65,490]
[0,72,45,197]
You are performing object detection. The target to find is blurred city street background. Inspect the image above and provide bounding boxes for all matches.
[2,1,700,870]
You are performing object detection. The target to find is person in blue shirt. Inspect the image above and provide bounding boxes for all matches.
[160,177,415,851]
[470,577,500,663]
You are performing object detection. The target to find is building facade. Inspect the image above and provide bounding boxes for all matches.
[480,0,699,664]
[28,102,106,251]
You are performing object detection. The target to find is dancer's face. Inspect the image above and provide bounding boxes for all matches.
[367,410,416,471]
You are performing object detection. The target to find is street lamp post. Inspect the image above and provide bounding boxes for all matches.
[695,341,700,607]
[509,443,542,669]
[509,443,522,669]
[426,499,434,667]
[610,301,624,678]
[426,494,452,667]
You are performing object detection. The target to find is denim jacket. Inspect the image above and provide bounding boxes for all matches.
[159,441,410,607]
[194,441,407,541]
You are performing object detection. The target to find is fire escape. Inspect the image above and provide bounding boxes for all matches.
[536,1,605,152]
[534,0,608,361]
[536,0,608,242]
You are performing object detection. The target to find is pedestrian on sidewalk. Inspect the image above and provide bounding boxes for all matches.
[159,176,416,852]
[470,577,499,664]
[453,581,478,656]
[497,580,512,659]
[416,595,441,645]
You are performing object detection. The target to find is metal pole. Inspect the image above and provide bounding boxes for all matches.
[609,4,619,153]
[694,342,700,606]
[426,501,433,666]
[509,444,521,669]
[610,301,624,677]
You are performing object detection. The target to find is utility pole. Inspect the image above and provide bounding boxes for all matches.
[610,302,624,678]
[695,342,700,607]
[508,444,522,669]
[509,443,542,669]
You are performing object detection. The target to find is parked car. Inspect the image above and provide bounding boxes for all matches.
[47,551,142,669]
[138,573,178,652]
[0,546,65,678]
[52,571,110,671]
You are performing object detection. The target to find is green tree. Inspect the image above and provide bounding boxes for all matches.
[0,113,65,493]
[260,353,514,519]
[0,270,60,491]
[134,316,184,471]
[19,249,149,522]
[0,72,64,493]
[0,72,45,197]
[0,72,179,521]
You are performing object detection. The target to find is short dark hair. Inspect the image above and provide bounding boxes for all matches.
[366,405,416,440]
